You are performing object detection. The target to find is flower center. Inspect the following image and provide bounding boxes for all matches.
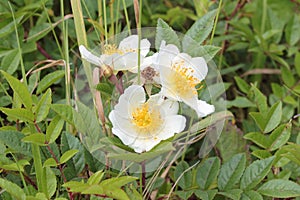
[171,61,200,98]
[131,103,162,134]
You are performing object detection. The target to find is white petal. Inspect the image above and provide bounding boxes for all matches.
[130,137,161,153]
[119,35,150,57]
[79,45,103,66]
[160,99,179,115]
[196,100,215,117]
[140,38,151,56]
[190,57,208,81]
[114,85,145,115]
[157,115,186,140]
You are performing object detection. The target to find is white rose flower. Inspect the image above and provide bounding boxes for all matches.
[108,85,186,153]
[79,35,151,72]
[156,41,215,118]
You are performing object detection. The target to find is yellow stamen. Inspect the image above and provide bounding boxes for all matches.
[131,103,162,134]
[170,60,201,98]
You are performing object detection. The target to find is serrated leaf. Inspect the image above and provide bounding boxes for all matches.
[1,49,20,74]
[244,132,269,149]
[174,161,192,189]
[60,149,79,164]
[36,70,65,94]
[218,189,243,200]
[258,179,300,198]
[22,133,46,146]
[0,130,31,156]
[183,9,217,49]
[196,157,220,190]
[240,157,274,190]
[0,108,34,123]
[46,116,64,143]
[194,189,217,200]
[0,178,26,200]
[184,44,221,62]
[34,89,52,123]
[241,190,263,200]
[1,70,32,109]
[249,112,266,132]
[100,176,137,188]
[155,18,180,50]
[269,123,291,151]
[218,153,246,191]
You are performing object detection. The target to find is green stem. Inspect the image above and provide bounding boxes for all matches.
[32,144,47,194]
[70,0,93,89]
[11,153,29,194]
[8,2,27,86]
[110,0,114,36]
[103,0,108,44]
[210,0,223,45]
[122,0,131,34]
[261,0,267,34]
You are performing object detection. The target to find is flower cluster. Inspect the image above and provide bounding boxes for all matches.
[79,35,215,153]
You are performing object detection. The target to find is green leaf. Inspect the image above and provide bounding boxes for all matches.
[107,141,175,163]
[251,150,272,159]
[174,161,192,189]
[34,89,52,123]
[46,116,64,143]
[175,191,194,199]
[194,189,217,200]
[0,130,31,156]
[27,23,53,43]
[285,14,300,46]
[249,112,266,133]
[0,108,34,123]
[51,104,74,125]
[244,132,269,149]
[240,157,274,190]
[60,132,86,178]
[218,189,243,200]
[295,52,300,76]
[218,154,246,191]
[155,18,180,50]
[183,9,217,48]
[1,70,32,109]
[1,49,20,75]
[227,97,256,108]
[241,190,263,200]
[43,158,58,167]
[100,176,137,188]
[196,157,220,190]
[36,70,65,94]
[22,133,46,146]
[45,167,57,198]
[269,123,291,151]
[188,111,234,136]
[60,149,79,164]
[0,159,30,172]
[281,67,295,88]
[87,171,104,185]
[0,178,26,200]
[249,85,267,113]
[258,179,300,198]
[264,101,282,133]
[184,44,221,62]
[0,16,23,38]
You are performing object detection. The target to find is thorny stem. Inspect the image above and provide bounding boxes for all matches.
[37,42,52,59]
[141,161,146,192]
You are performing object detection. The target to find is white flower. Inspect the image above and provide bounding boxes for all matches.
[108,85,186,153]
[79,35,151,72]
[156,41,215,118]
